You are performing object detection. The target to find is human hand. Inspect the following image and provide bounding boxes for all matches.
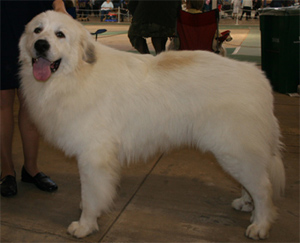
[53,0,68,14]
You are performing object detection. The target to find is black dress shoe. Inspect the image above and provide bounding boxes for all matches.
[21,167,58,192]
[1,174,17,197]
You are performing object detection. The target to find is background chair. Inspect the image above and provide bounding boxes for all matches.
[177,9,220,52]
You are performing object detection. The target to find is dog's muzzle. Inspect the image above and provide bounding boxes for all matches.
[34,39,50,56]
[32,39,61,81]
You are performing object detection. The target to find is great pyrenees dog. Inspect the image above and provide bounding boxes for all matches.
[19,11,285,240]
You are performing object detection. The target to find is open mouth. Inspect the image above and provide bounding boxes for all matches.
[32,57,61,81]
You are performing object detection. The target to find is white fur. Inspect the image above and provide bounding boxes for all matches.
[19,11,285,240]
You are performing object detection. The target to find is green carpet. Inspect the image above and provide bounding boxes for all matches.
[226,28,261,64]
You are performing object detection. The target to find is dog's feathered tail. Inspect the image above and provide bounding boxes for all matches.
[269,142,285,200]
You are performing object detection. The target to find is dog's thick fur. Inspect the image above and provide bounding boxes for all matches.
[19,11,285,240]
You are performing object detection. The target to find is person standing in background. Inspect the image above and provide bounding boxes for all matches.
[232,0,241,19]
[127,0,181,55]
[0,0,67,197]
[239,0,253,20]
[253,0,262,19]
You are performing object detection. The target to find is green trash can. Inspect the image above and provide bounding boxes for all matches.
[260,7,300,94]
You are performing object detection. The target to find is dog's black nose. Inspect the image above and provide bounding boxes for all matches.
[34,39,50,56]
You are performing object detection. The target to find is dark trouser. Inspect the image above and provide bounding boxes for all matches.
[129,36,168,55]
[240,7,251,19]
[100,10,109,21]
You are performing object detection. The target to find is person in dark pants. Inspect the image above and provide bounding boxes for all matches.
[127,0,181,55]
[120,0,128,22]
[100,0,114,21]
[0,0,67,197]
[239,0,252,20]
[253,0,262,19]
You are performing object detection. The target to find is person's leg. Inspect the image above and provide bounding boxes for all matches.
[246,7,251,20]
[101,10,109,21]
[0,89,16,179]
[135,37,150,54]
[240,8,245,19]
[17,89,39,177]
[151,37,167,55]
[100,10,104,21]
[18,89,58,191]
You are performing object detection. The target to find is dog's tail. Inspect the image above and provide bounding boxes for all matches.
[269,143,285,200]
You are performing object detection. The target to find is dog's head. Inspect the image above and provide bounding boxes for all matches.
[19,11,96,81]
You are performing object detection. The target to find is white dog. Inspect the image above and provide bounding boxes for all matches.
[19,11,285,240]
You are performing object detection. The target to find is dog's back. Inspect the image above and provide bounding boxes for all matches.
[19,11,284,240]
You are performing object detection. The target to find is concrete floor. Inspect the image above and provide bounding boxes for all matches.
[1,18,299,242]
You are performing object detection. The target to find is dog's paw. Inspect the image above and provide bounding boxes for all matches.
[67,221,98,238]
[232,197,254,212]
[245,223,270,240]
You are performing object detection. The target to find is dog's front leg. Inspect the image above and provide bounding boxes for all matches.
[68,147,120,238]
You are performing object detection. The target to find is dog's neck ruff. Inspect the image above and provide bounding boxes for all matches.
[32,58,61,81]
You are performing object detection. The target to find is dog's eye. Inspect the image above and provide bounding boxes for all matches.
[56,31,65,38]
[34,27,42,34]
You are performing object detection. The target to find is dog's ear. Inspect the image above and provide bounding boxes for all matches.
[80,33,97,64]
[83,42,96,64]
[18,34,26,61]
[18,33,31,64]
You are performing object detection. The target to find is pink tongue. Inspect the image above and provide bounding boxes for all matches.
[33,58,52,81]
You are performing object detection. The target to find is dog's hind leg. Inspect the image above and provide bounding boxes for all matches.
[232,187,254,212]
[216,153,277,240]
[67,145,121,238]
